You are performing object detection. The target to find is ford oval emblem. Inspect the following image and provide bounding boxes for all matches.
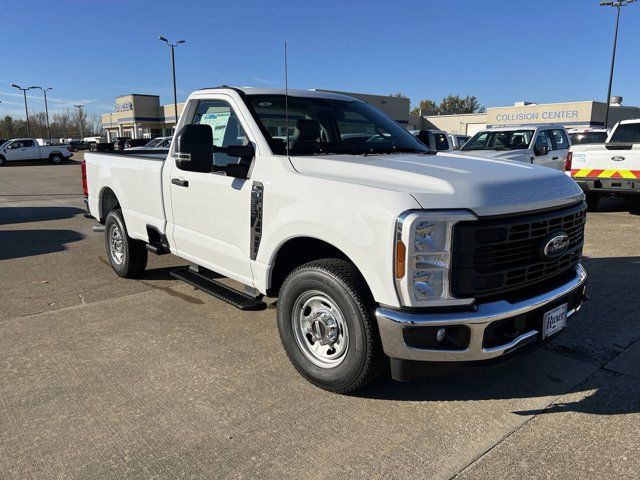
[540,232,570,260]
[611,156,625,162]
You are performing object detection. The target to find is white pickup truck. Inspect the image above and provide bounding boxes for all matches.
[0,138,72,166]
[83,87,588,393]
[569,119,640,211]
[458,125,571,171]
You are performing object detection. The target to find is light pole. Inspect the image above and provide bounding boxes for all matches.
[12,84,33,137]
[159,36,185,132]
[600,0,636,128]
[74,104,84,139]
[31,86,53,144]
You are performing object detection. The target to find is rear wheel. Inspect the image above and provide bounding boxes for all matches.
[49,154,63,164]
[276,258,384,394]
[104,209,147,278]
[585,193,599,212]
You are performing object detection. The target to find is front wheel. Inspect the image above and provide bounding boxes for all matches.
[49,154,63,164]
[0,156,5,167]
[104,209,148,278]
[276,259,384,394]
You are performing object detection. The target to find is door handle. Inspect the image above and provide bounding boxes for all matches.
[171,178,189,187]
[552,156,559,160]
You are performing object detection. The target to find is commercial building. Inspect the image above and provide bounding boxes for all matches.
[100,89,410,141]
[419,98,640,136]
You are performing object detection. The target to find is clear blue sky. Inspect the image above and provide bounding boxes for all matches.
[1,0,639,118]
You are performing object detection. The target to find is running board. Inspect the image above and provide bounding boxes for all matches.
[170,266,266,311]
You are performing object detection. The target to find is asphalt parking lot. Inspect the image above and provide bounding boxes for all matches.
[1,161,639,479]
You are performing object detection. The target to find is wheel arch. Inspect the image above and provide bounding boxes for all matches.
[98,187,121,223]
[266,236,374,299]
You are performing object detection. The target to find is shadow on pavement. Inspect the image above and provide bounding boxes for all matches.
[0,229,85,260]
[0,206,84,225]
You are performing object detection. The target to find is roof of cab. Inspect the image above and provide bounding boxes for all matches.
[194,86,361,101]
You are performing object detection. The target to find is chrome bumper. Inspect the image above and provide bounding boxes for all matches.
[375,264,587,362]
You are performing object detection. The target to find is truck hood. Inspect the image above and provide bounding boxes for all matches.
[289,152,583,217]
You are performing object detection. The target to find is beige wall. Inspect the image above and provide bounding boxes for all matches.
[422,113,487,135]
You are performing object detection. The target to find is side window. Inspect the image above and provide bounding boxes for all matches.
[24,140,36,147]
[535,130,553,151]
[550,129,569,150]
[192,100,248,168]
[434,133,449,151]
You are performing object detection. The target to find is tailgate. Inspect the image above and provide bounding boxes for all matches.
[571,144,640,179]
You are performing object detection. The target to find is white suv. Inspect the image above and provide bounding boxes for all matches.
[458,125,571,171]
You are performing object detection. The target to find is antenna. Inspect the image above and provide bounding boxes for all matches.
[284,41,290,157]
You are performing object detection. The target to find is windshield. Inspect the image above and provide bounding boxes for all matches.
[246,94,428,156]
[461,129,534,151]
[609,123,640,143]
[569,132,607,145]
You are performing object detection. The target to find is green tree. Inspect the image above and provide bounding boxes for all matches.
[438,95,484,115]
[0,116,15,139]
[410,99,438,116]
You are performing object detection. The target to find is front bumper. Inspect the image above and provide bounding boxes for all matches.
[375,264,587,364]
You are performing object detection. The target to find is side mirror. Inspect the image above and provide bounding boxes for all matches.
[534,145,549,156]
[213,144,255,179]
[175,124,213,173]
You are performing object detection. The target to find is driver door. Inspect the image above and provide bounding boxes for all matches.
[7,140,33,160]
[168,97,255,286]
[532,130,556,169]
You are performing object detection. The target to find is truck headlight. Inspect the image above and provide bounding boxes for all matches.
[394,211,477,307]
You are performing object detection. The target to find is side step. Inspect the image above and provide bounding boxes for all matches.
[170,266,266,311]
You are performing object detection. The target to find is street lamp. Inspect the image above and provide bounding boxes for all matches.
[31,86,53,144]
[600,0,636,128]
[159,36,186,132]
[74,104,84,139]
[11,84,34,137]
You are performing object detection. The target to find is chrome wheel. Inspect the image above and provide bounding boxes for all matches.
[292,291,349,368]
[51,155,62,164]
[108,224,124,265]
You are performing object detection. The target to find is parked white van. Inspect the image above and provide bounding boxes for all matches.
[458,125,571,171]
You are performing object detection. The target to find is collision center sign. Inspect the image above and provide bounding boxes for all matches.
[487,103,592,126]
[493,110,579,123]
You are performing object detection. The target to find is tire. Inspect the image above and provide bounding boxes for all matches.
[0,156,5,167]
[585,193,599,212]
[49,154,63,164]
[104,209,148,278]
[276,258,384,394]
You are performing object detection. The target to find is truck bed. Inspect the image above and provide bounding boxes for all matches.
[570,143,640,179]
[84,150,169,241]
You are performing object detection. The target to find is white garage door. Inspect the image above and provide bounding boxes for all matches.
[465,123,486,136]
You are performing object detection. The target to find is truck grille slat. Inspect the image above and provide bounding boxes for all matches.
[451,203,586,299]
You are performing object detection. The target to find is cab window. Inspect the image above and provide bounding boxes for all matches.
[433,133,449,151]
[535,130,553,150]
[191,100,249,169]
[550,129,569,150]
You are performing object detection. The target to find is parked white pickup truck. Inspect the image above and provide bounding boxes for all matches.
[569,119,640,211]
[458,125,571,171]
[83,87,588,393]
[0,138,72,166]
